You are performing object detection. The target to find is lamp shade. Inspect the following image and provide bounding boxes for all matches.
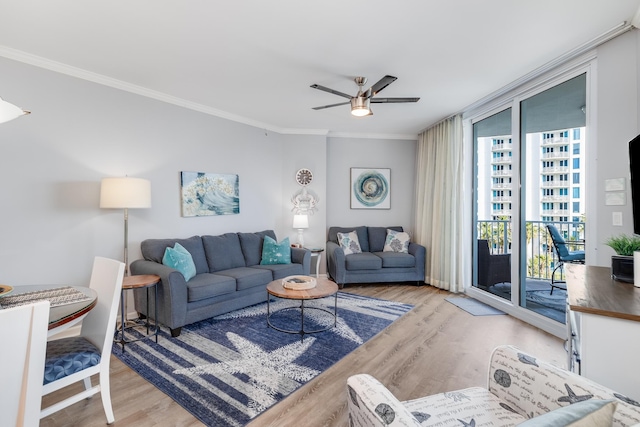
[0,96,30,124]
[100,177,152,209]
[292,214,309,229]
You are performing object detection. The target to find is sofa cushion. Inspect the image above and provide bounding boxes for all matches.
[252,263,304,280]
[369,226,403,252]
[328,226,370,252]
[345,253,383,271]
[383,229,410,253]
[338,231,362,255]
[141,236,209,275]
[202,233,246,272]
[186,273,236,302]
[375,252,416,268]
[216,267,273,291]
[238,230,277,266]
[402,386,526,427]
[162,243,197,281]
[260,235,291,265]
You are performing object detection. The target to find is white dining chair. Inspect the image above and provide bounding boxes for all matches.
[41,256,125,424]
[0,300,50,427]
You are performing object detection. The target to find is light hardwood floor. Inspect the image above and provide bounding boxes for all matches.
[41,284,565,427]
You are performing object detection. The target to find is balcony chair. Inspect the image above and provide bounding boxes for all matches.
[477,239,511,289]
[546,224,585,294]
[0,300,50,427]
[41,257,125,424]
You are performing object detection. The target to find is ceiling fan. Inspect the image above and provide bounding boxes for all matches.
[310,75,419,117]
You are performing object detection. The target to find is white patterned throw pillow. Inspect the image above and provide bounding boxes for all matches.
[337,231,362,255]
[383,229,410,253]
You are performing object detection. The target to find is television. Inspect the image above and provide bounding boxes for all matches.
[631,134,640,235]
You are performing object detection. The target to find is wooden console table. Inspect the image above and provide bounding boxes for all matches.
[566,264,640,399]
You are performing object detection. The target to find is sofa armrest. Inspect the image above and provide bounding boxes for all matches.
[408,242,426,281]
[290,247,311,275]
[326,241,346,285]
[130,259,188,330]
[488,345,640,425]
[347,374,421,427]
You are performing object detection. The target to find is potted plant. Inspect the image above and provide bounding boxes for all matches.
[605,234,640,282]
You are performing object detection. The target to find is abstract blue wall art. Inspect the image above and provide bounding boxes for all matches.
[180,171,240,217]
[350,168,390,209]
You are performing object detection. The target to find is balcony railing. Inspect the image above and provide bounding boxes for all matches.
[491,142,513,152]
[476,219,585,282]
[542,152,570,159]
[541,166,569,173]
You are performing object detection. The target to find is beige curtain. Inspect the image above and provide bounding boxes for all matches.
[415,115,464,292]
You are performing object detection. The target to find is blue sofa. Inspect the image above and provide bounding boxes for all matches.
[326,226,425,287]
[130,230,310,337]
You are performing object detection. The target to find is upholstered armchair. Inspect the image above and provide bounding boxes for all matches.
[347,345,640,427]
[477,239,510,288]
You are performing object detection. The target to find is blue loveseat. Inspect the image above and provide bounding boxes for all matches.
[326,226,425,287]
[130,230,310,337]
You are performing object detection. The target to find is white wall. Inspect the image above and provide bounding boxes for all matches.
[593,30,639,265]
[326,137,417,234]
[0,56,417,285]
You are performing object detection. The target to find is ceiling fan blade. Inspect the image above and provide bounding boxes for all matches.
[369,75,398,97]
[312,101,351,110]
[371,97,420,103]
[310,84,352,99]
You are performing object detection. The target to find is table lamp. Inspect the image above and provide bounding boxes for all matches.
[293,214,309,248]
[100,177,152,275]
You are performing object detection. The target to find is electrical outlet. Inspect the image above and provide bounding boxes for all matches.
[612,211,623,226]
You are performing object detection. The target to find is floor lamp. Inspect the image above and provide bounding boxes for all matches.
[100,177,152,276]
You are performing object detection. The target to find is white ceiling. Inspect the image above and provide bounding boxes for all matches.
[1,0,640,138]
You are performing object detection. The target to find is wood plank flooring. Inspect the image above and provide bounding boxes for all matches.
[40,284,564,427]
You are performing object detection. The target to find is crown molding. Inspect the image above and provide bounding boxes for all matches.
[0,46,416,141]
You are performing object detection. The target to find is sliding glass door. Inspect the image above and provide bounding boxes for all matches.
[472,72,587,326]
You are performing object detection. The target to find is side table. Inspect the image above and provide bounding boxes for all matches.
[305,247,325,278]
[115,274,160,352]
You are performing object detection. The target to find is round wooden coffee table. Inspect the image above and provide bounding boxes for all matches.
[266,276,339,340]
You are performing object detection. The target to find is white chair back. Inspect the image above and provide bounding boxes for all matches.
[0,300,50,427]
[81,256,126,358]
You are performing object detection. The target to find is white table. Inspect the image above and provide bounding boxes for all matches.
[305,248,325,278]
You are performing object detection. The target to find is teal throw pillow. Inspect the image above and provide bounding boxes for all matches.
[518,399,617,427]
[260,236,291,265]
[162,242,197,281]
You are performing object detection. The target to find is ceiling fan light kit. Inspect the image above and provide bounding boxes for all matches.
[350,97,371,116]
[311,75,419,117]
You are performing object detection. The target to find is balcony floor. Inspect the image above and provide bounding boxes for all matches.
[483,279,566,323]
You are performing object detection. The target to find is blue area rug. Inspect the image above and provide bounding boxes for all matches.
[113,292,413,426]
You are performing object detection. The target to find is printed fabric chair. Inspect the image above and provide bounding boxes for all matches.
[0,300,50,427]
[477,239,511,288]
[41,257,125,424]
[347,345,640,427]
[546,224,585,294]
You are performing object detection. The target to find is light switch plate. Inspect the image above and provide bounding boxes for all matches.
[612,211,623,226]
